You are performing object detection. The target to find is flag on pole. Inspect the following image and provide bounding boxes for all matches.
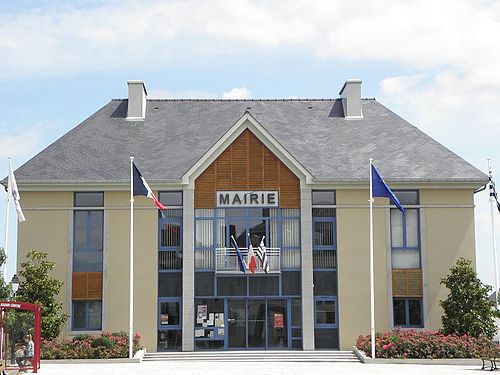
[256,236,269,273]
[8,159,25,222]
[489,170,500,213]
[231,235,247,273]
[371,164,405,214]
[132,162,167,210]
[247,238,257,274]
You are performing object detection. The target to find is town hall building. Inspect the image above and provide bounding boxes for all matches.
[4,79,487,352]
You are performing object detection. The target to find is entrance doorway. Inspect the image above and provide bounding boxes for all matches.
[227,299,288,349]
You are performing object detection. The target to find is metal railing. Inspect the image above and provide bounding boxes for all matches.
[215,247,281,274]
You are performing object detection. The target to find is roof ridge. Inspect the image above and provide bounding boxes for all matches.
[110,98,377,102]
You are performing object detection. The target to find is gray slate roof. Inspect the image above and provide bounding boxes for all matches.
[9,99,487,184]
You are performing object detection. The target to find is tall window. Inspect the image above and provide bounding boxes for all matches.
[391,190,423,327]
[390,191,420,269]
[312,190,338,349]
[72,192,103,331]
[157,191,183,351]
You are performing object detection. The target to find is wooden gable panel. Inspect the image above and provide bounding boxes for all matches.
[195,129,301,208]
[231,131,247,189]
[248,135,264,190]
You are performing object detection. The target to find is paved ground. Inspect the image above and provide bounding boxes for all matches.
[31,361,484,375]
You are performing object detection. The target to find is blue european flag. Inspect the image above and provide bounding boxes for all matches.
[371,164,405,214]
[231,235,247,273]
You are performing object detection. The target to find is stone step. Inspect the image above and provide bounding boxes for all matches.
[143,350,360,362]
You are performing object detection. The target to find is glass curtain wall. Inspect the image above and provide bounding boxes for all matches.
[157,192,183,351]
[312,190,339,349]
[193,207,302,350]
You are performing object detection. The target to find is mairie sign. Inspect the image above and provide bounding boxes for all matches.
[217,191,279,207]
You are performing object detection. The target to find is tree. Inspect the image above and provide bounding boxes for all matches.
[17,250,68,339]
[0,247,13,300]
[440,257,498,338]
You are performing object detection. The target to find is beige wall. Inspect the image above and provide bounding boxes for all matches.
[105,192,158,351]
[16,191,72,335]
[16,191,158,350]
[420,189,476,331]
[337,191,390,350]
[336,188,476,350]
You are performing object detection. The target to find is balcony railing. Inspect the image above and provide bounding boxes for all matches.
[215,247,281,274]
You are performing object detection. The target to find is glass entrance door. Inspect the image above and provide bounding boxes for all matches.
[247,299,266,348]
[227,299,288,349]
[227,300,246,348]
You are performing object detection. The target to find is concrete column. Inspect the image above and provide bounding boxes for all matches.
[300,188,315,350]
[182,188,195,351]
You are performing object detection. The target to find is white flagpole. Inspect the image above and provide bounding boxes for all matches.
[369,158,376,359]
[129,156,134,359]
[3,157,12,283]
[488,159,499,310]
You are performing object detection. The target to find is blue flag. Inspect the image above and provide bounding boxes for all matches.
[230,235,247,273]
[371,164,405,214]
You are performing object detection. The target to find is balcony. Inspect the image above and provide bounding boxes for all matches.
[215,247,281,274]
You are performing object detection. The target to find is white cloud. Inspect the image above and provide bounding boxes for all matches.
[222,87,251,99]
[1,0,499,80]
[0,127,42,160]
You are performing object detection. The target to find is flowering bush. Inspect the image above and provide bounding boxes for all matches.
[355,329,497,359]
[41,332,141,359]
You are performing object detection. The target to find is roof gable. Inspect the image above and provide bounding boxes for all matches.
[182,111,313,187]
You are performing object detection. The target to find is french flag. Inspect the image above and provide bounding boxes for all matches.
[132,162,167,210]
[247,240,257,274]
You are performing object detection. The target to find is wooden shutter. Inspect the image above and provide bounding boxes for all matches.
[392,269,423,297]
[72,272,103,300]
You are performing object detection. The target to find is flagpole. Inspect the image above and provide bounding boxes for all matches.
[369,158,375,359]
[129,156,134,359]
[488,159,499,310]
[2,157,11,283]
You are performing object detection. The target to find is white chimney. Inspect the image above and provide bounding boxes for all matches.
[126,80,147,121]
[339,79,362,119]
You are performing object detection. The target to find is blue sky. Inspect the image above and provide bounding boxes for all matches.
[1,0,499,288]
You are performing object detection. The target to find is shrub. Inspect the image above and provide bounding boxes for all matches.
[90,336,114,349]
[440,257,499,338]
[17,250,68,339]
[41,332,141,359]
[355,329,497,359]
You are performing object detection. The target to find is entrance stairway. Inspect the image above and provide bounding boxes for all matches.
[143,350,360,363]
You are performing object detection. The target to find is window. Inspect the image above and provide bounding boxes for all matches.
[312,196,336,272]
[72,301,102,331]
[315,299,336,325]
[391,191,420,269]
[158,191,183,207]
[74,192,103,207]
[73,212,104,272]
[312,190,336,205]
[314,297,338,349]
[313,271,337,296]
[159,300,181,327]
[73,193,104,272]
[158,273,182,297]
[393,298,423,327]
